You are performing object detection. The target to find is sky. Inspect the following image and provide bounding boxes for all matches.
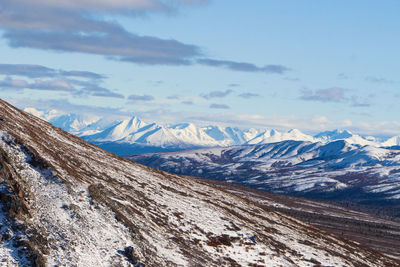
[0,0,399,136]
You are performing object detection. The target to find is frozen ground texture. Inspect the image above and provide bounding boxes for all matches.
[0,98,398,266]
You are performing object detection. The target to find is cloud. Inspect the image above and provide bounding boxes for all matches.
[350,96,370,107]
[0,77,75,92]
[77,85,124,98]
[9,0,164,12]
[337,73,350,80]
[31,79,75,92]
[300,87,347,102]
[59,70,105,79]
[0,77,29,89]
[0,1,289,70]
[284,77,300,82]
[0,0,202,65]
[365,76,395,84]
[128,94,155,103]
[0,64,104,79]
[210,103,230,109]
[167,95,180,100]
[300,87,371,108]
[0,65,123,98]
[181,100,194,105]
[8,97,130,119]
[0,77,125,98]
[5,30,201,66]
[0,0,208,16]
[0,64,54,78]
[0,1,289,75]
[201,89,233,100]
[197,59,290,74]
[238,92,260,99]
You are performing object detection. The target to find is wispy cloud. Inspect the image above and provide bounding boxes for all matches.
[210,103,230,109]
[300,87,371,108]
[238,92,260,99]
[167,95,180,100]
[197,59,290,74]
[0,77,29,89]
[59,70,105,80]
[0,1,289,70]
[300,87,347,103]
[5,30,200,66]
[350,96,370,107]
[0,77,124,98]
[127,94,155,103]
[0,64,104,79]
[9,97,130,119]
[365,76,395,84]
[201,89,233,100]
[284,77,300,82]
[228,83,240,87]
[6,0,209,12]
[337,73,350,80]
[0,63,122,98]
[0,1,201,65]
[77,85,124,98]
[181,100,194,105]
[31,79,75,92]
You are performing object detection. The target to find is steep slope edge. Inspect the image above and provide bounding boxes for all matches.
[0,99,398,266]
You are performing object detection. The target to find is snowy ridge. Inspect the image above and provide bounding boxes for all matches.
[25,108,400,151]
[2,101,397,265]
[129,139,400,202]
[382,135,400,147]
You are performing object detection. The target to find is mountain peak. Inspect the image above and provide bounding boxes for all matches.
[21,106,399,150]
[288,128,301,134]
[126,115,147,128]
[315,129,353,139]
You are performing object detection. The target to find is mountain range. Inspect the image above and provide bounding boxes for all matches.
[3,100,398,265]
[24,107,400,210]
[24,108,400,155]
[129,139,400,208]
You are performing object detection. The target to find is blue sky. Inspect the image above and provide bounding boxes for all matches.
[0,0,399,136]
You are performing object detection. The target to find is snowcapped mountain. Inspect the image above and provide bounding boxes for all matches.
[83,116,148,141]
[23,107,61,120]
[129,139,400,204]
[247,128,316,144]
[83,120,257,148]
[23,107,114,135]
[314,129,379,146]
[382,135,400,147]
[25,108,400,155]
[3,99,397,266]
[48,113,101,134]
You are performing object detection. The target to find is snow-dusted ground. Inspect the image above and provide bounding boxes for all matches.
[0,202,31,266]
[0,131,135,266]
[130,139,400,201]
[0,99,398,266]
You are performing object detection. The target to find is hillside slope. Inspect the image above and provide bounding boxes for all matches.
[0,99,398,266]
